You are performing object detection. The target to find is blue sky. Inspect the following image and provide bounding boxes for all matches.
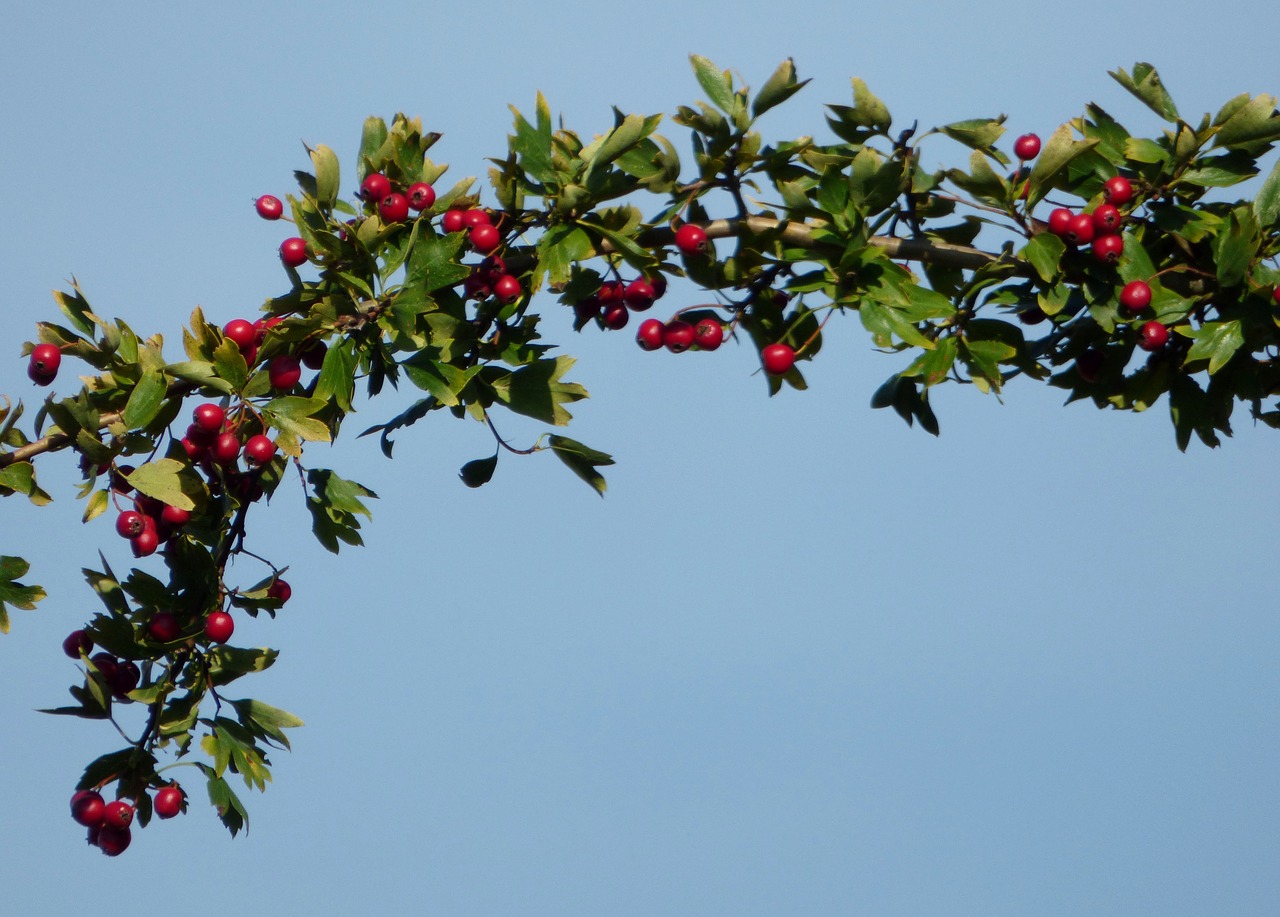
[2,2,1278,914]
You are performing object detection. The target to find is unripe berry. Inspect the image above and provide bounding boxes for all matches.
[279,237,308,268]
[674,223,708,256]
[255,195,283,220]
[762,343,796,375]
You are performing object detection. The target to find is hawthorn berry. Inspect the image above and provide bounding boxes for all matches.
[762,342,796,375]
[493,274,522,305]
[70,790,105,827]
[148,611,180,643]
[636,318,664,351]
[1091,234,1124,264]
[223,319,257,352]
[1119,280,1153,313]
[1138,321,1169,351]
[360,173,391,202]
[279,237,309,268]
[598,280,625,306]
[28,343,61,385]
[649,274,668,300]
[268,354,302,390]
[268,578,292,604]
[110,661,140,698]
[193,403,225,433]
[115,510,145,539]
[463,273,492,300]
[480,255,507,281]
[601,303,630,329]
[663,320,695,353]
[406,182,436,211]
[1047,208,1074,238]
[1091,204,1122,235]
[62,629,93,659]
[1104,175,1134,205]
[211,432,241,465]
[469,223,501,254]
[160,504,191,528]
[1013,133,1041,160]
[1065,213,1095,246]
[441,210,466,233]
[131,521,160,558]
[244,434,277,465]
[255,195,284,220]
[154,785,184,820]
[693,318,725,351]
[461,209,491,229]
[300,340,328,370]
[623,279,655,311]
[378,193,410,223]
[675,223,708,256]
[205,611,235,644]
[102,800,135,830]
[95,825,131,857]
[90,653,118,682]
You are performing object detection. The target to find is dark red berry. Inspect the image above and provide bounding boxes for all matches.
[205,611,234,644]
[115,510,145,539]
[461,209,491,229]
[469,223,501,254]
[223,319,257,353]
[693,318,725,351]
[95,825,131,857]
[62,629,93,659]
[624,280,655,311]
[154,785,184,820]
[268,579,292,604]
[662,320,695,353]
[360,173,391,202]
[441,210,466,233]
[148,611,180,643]
[193,403,225,433]
[211,432,241,466]
[300,340,327,370]
[406,182,436,211]
[636,318,664,351]
[1138,321,1169,352]
[244,434,277,465]
[109,661,140,699]
[160,504,191,528]
[1091,234,1124,264]
[1065,213,1095,246]
[1047,208,1074,237]
[1091,204,1122,235]
[378,193,409,223]
[255,195,283,220]
[1013,133,1041,160]
[493,274,522,305]
[71,790,105,827]
[279,237,308,268]
[1076,349,1104,383]
[268,355,302,390]
[1104,175,1134,206]
[601,303,629,329]
[29,343,62,382]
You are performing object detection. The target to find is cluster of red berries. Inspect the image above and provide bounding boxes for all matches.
[1044,175,1134,264]
[109,482,193,559]
[441,207,503,255]
[62,630,142,701]
[463,255,523,305]
[70,781,186,857]
[635,316,725,353]
[576,275,670,330]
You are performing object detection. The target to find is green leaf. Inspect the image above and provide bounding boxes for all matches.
[121,369,168,429]
[82,488,109,524]
[901,335,958,387]
[1253,156,1280,228]
[509,93,554,184]
[1185,320,1245,375]
[488,356,588,426]
[313,337,356,413]
[229,698,304,749]
[358,117,388,177]
[1213,207,1260,288]
[1109,62,1180,122]
[1022,232,1065,283]
[1026,123,1100,206]
[0,555,46,634]
[262,396,332,444]
[689,54,734,114]
[309,144,340,208]
[164,360,235,395]
[200,764,250,837]
[752,58,810,118]
[124,458,206,511]
[459,452,498,488]
[939,117,1006,154]
[548,435,613,496]
[537,224,593,287]
[0,461,53,506]
[213,339,249,392]
[1213,93,1280,148]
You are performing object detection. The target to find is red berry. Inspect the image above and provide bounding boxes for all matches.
[71,790,105,827]
[90,653,118,681]
[131,522,159,558]
[193,403,225,433]
[300,340,327,370]
[762,343,795,375]
[244,434,277,465]
[95,824,131,857]
[181,436,206,461]
[1091,234,1124,264]
[1104,175,1134,206]
[1047,208,1074,237]
[636,318,665,351]
[1138,321,1169,352]
[441,210,466,233]
[115,510,145,539]
[675,224,708,256]
[662,320,695,353]
[110,661,140,699]
[598,280,625,306]
[205,611,234,644]
[268,355,302,390]
[1065,213,1095,246]
[254,315,284,344]
[63,629,93,659]
[461,209,491,229]
[154,785,184,820]
[360,173,391,202]
[1013,133,1041,160]
[649,274,668,299]
[1091,204,1122,235]
[268,579,292,604]
[480,256,507,281]
[102,800,134,830]
[279,237,308,268]
[493,274,522,305]
[623,280,655,311]
[255,195,284,220]
[148,611,180,643]
[211,432,241,466]
[469,223,501,254]
[160,504,191,528]
[693,318,724,351]
[406,182,436,211]
[379,193,409,223]
[30,342,62,377]
[1119,280,1153,312]
[223,319,257,353]
[601,303,629,329]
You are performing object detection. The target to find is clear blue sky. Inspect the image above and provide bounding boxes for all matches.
[2,2,1278,914]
